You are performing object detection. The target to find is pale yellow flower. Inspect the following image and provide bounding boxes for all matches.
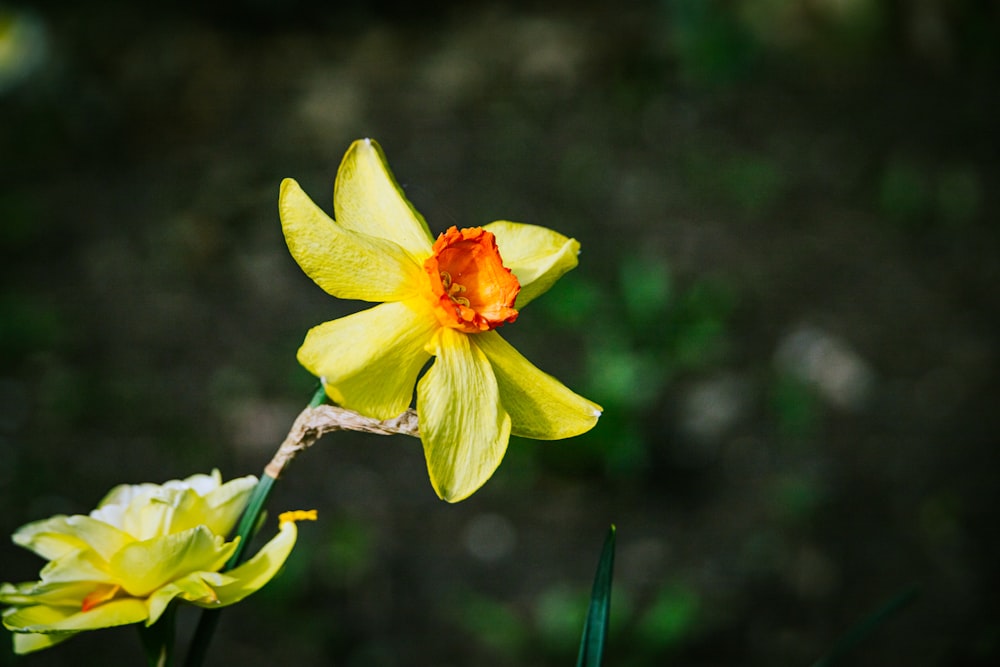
[281,138,601,502]
[1,471,313,654]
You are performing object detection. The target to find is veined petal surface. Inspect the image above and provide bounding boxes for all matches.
[0,581,95,608]
[484,221,580,308]
[109,527,234,597]
[13,516,129,562]
[298,300,436,420]
[37,549,115,585]
[280,178,422,302]
[475,331,602,439]
[4,598,148,633]
[334,139,434,259]
[417,328,511,502]
[3,602,75,632]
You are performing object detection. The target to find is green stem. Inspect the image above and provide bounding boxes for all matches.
[225,473,277,569]
[138,603,176,667]
[183,475,275,667]
[307,383,329,408]
[183,384,327,667]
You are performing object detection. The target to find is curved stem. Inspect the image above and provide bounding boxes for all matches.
[183,383,417,666]
[183,385,326,667]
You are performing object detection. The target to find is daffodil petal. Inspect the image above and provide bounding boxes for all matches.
[0,471,299,655]
[4,598,148,633]
[334,138,434,259]
[0,581,94,607]
[280,178,422,301]
[298,300,436,420]
[474,331,602,439]
[109,527,234,597]
[198,474,256,536]
[170,470,224,495]
[38,549,115,585]
[4,603,81,653]
[3,603,74,633]
[13,515,131,562]
[417,328,512,502]
[94,471,219,520]
[90,483,153,528]
[12,630,75,655]
[483,221,580,308]
[171,475,255,537]
[197,518,299,608]
[10,517,86,561]
[146,573,219,625]
[127,489,190,540]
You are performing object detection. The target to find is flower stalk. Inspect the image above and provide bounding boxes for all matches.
[265,403,420,478]
[185,386,418,667]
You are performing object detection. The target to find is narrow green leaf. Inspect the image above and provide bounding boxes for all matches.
[811,585,919,667]
[575,525,616,667]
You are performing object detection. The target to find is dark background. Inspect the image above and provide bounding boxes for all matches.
[2,1,998,665]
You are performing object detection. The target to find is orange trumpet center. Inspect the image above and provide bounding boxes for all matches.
[423,226,520,333]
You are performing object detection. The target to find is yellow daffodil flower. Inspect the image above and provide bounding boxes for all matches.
[0,471,314,654]
[280,138,602,502]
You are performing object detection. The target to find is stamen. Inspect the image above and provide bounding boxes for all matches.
[443,271,470,305]
[279,509,319,526]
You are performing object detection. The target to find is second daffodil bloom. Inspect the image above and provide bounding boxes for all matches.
[280,138,602,502]
[0,471,313,654]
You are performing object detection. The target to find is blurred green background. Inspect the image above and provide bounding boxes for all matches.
[1,0,998,665]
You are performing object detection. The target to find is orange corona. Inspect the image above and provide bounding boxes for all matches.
[423,226,520,333]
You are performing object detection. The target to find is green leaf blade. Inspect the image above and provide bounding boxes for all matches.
[576,525,616,667]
